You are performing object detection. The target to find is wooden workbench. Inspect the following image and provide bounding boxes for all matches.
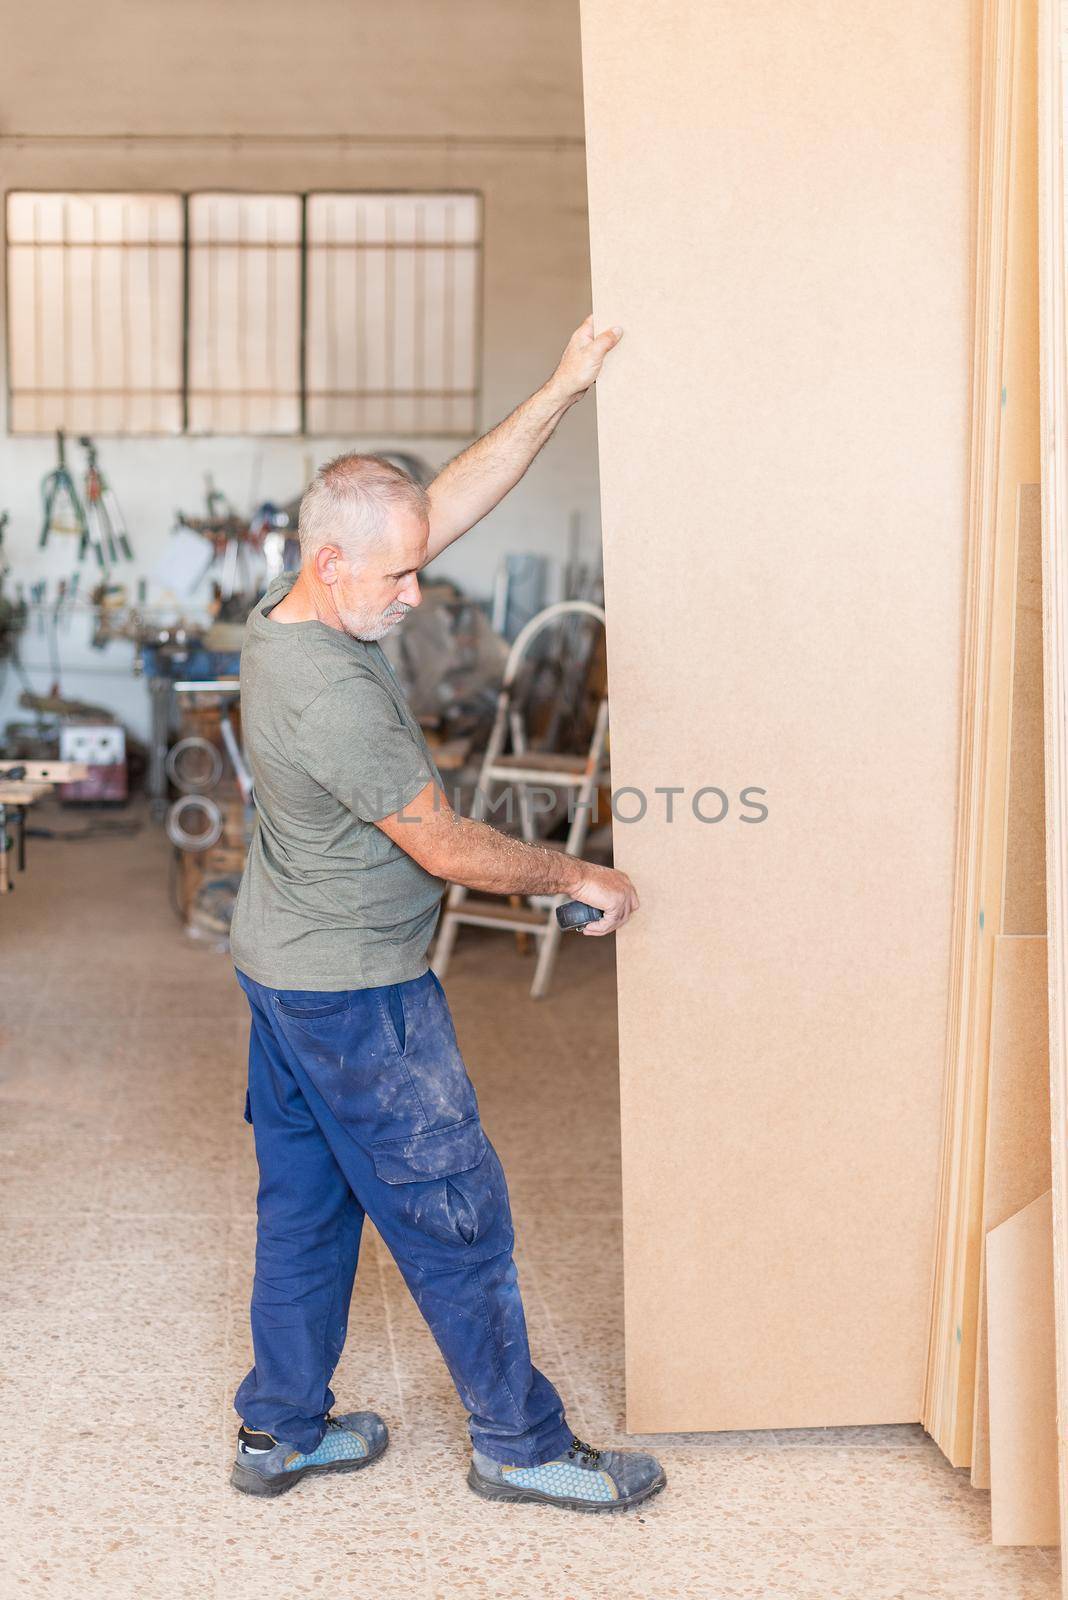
[0,762,89,894]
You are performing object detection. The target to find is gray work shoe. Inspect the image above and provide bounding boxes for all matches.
[467,1435,666,1513]
[230,1410,389,1497]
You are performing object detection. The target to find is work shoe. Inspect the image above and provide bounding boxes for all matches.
[230,1410,389,1498]
[467,1435,666,1513]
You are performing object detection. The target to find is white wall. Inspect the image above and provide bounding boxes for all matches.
[0,0,596,738]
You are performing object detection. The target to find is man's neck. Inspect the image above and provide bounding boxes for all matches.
[270,570,341,630]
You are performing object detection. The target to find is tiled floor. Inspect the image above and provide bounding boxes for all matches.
[0,802,1061,1598]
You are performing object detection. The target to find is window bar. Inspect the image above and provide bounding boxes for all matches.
[298,193,308,436]
[267,200,277,434]
[385,199,396,435]
[473,196,484,435]
[149,202,160,431]
[414,200,426,435]
[355,198,365,428]
[326,199,337,427]
[443,201,456,433]
[3,206,12,434]
[240,198,249,434]
[208,202,219,433]
[32,199,43,434]
[89,202,100,431]
[181,195,191,434]
[120,200,131,434]
[61,197,72,431]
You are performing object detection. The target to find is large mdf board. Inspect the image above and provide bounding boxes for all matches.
[581,1,975,1430]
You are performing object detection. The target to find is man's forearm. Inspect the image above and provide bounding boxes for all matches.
[424,380,574,563]
[374,777,636,933]
[428,813,585,897]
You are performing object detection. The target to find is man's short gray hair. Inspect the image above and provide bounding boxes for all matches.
[298,453,429,563]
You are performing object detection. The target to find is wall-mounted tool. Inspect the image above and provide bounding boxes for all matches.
[39,432,89,558]
[81,437,134,565]
[173,479,256,607]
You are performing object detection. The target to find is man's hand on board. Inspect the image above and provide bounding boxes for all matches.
[548,315,623,405]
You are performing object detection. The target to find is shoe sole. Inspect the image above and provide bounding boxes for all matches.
[466,1462,667,1514]
[230,1430,389,1498]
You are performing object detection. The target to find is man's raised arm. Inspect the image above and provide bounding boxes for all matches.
[423,316,622,564]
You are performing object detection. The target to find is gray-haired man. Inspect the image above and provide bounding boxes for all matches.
[228,319,665,1512]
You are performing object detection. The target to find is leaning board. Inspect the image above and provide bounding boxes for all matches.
[972,935,1051,1487]
[987,1190,1059,1545]
[580,0,975,1429]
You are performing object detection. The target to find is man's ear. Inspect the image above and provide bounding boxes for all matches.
[314,544,341,586]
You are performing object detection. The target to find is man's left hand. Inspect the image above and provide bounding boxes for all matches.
[548,315,623,405]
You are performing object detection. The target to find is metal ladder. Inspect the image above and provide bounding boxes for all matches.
[431,601,610,999]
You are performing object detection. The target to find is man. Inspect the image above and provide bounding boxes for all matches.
[228,318,665,1514]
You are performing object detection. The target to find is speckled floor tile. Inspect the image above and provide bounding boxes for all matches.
[11,1480,222,1600]
[103,1142,235,1215]
[67,1217,231,1316]
[57,1306,231,1382]
[0,804,1061,1599]
[0,1150,109,1215]
[0,1215,98,1311]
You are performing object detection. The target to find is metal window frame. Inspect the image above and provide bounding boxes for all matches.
[3,186,485,440]
[302,189,484,441]
[184,190,305,437]
[4,187,187,438]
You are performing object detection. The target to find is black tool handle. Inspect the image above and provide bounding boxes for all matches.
[556,899,604,930]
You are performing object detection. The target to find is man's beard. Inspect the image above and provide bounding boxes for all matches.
[341,601,411,642]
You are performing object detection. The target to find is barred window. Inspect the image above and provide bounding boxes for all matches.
[5,190,482,438]
[5,191,184,434]
[305,193,481,437]
[187,193,303,435]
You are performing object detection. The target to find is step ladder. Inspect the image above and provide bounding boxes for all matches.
[431,600,610,999]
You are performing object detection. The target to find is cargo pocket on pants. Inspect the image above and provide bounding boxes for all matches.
[371,1116,510,1257]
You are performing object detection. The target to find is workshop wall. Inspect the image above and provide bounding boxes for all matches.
[0,0,597,738]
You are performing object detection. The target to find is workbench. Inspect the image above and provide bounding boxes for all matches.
[0,762,89,894]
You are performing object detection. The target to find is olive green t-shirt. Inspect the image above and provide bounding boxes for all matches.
[229,573,445,990]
